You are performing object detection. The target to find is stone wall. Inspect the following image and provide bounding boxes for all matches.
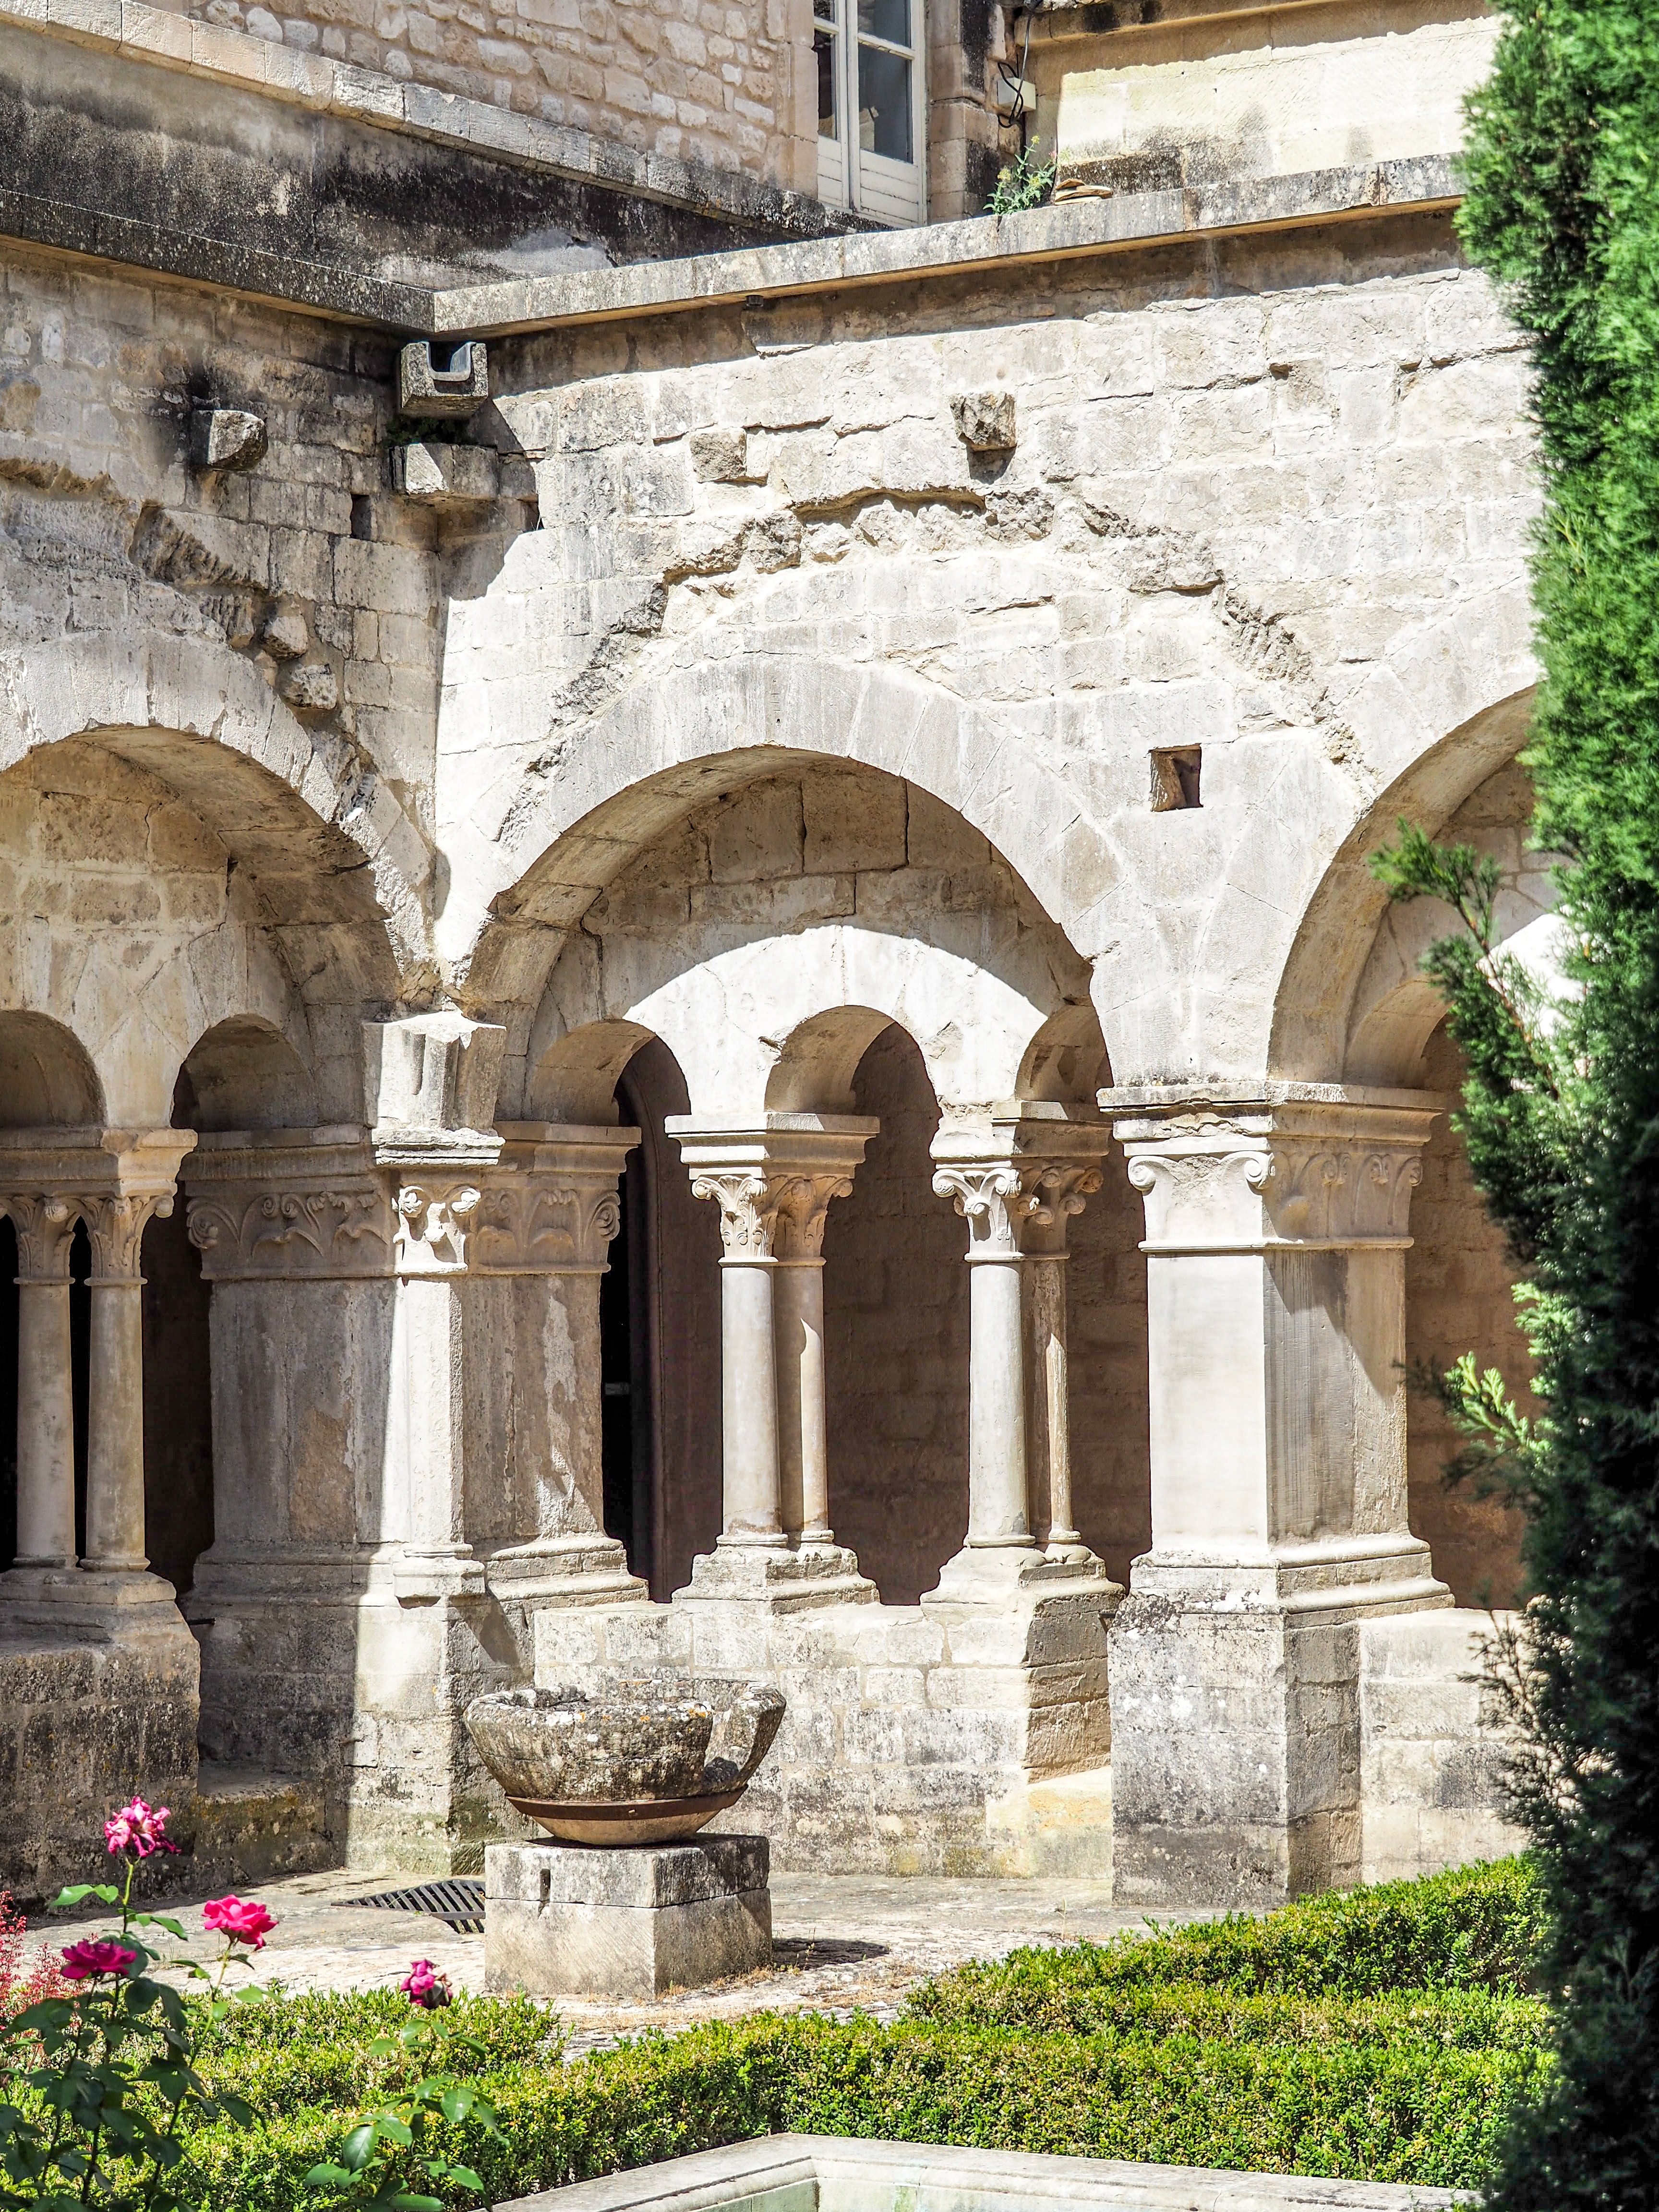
[1359,1608,1525,1885]
[157,0,818,195]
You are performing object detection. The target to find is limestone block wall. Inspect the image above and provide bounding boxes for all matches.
[1038,1,1497,195]
[458,218,1539,1103]
[535,1586,1116,1876]
[153,0,819,195]
[1359,1607,1525,1884]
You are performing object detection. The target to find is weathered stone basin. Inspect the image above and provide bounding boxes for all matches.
[466,1678,786,1845]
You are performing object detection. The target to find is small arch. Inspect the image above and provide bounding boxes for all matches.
[173,1017,319,1132]
[527,1019,657,1125]
[0,1013,105,1128]
[1267,689,1537,1083]
[764,1006,893,1114]
[1017,1003,1111,1105]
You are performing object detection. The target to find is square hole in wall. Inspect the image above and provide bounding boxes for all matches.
[1150,745,1202,811]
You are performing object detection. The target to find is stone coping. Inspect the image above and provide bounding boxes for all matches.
[432,155,1459,336]
[497,2135,1461,2212]
[0,0,855,244]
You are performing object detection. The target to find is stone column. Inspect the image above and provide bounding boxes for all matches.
[470,1124,648,1610]
[1021,1163,1104,1563]
[79,1134,196,1603]
[1108,1089,1451,1907]
[5,1195,77,1578]
[669,1117,877,1607]
[772,1175,851,1548]
[928,1110,1114,1601]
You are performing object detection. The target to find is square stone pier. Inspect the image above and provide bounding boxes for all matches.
[483,1835,772,1999]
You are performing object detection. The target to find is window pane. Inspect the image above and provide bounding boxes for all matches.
[857,41,912,161]
[815,27,838,137]
[814,0,835,20]
[857,0,909,46]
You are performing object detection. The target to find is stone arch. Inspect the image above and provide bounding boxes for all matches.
[0,1012,104,1128]
[0,630,432,994]
[1267,687,1538,1084]
[173,1015,320,1132]
[450,657,1123,1015]
[516,762,1097,1122]
[0,710,421,1125]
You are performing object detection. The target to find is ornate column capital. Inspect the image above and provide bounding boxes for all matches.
[184,1134,395,1283]
[670,1115,878,1263]
[1108,1090,1440,1254]
[85,1191,174,1282]
[3,1195,76,1282]
[469,1125,639,1275]
[931,1107,1112,1262]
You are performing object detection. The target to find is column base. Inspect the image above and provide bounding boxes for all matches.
[485,1535,647,1608]
[484,1834,770,1998]
[674,1539,878,1611]
[925,1542,1115,1606]
[0,1564,188,1636]
[1109,1543,1453,1908]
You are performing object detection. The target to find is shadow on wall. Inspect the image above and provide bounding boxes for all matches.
[823,1023,968,1605]
[1405,1018,1530,1609]
[607,1037,723,1600]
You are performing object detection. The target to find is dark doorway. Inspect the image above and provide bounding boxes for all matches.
[598,1040,722,1600]
[71,1221,89,1562]
[140,1207,214,1595]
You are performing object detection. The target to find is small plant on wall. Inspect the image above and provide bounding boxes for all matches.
[986,153,1055,213]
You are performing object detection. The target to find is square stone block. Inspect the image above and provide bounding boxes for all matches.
[483,1836,771,1999]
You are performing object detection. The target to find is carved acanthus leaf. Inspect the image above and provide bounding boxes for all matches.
[2,1194,76,1282]
[690,1171,782,1260]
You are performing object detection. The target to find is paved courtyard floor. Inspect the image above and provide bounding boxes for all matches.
[23,1867,1219,2053]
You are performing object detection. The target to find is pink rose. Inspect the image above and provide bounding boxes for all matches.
[202,1896,276,1950]
[398,1958,452,2009]
[103,1798,178,1859]
[60,1939,137,1982]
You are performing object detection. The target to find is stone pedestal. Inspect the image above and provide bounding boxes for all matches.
[483,1835,771,1998]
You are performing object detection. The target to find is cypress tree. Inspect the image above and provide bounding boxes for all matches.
[1371,5,1659,2202]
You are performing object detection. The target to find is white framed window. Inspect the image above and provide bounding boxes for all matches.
[815,0,926,227]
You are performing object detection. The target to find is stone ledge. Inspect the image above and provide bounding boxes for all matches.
[434,155,1461,336]
[0,0,859,245]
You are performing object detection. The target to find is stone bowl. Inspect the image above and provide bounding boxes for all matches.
[465,1678,786,1846]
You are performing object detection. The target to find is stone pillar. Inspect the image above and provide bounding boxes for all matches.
[470,1124,648,1611]
[1021,1164,1104,1563]
[928,1110,1114,1601]
[669,1117,877,1607]
[1107,1089,1452,1907]
[4,1195,77,1578]
[78,1134,196,1607]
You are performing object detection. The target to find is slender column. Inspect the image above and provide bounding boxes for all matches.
[690,1171,787,1546]
[1020,1164,1102,1561]
[929,1110,1115,1601]
[7,1196,76,1570]
[670,1116,878,1606]
[772,1174,852,1545]
[82,1190,173,1577]
[933,1163,1032,1549]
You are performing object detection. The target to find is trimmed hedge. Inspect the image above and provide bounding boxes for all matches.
[184,2012,1549,2212]
[908,1858,1547,2024]
[168,1863,1551,2212]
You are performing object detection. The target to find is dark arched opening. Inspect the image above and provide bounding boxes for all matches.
[601,1039,722,1599]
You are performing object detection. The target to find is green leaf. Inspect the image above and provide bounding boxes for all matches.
[305,2163,356,2187]
[341,2122,379,2172]
[49,1885,120,1909]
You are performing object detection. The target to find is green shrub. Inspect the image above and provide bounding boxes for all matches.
[910,1858,1546,2020]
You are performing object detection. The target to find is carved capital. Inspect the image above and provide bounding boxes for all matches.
[1115,1101,1437,1253]
[186,1184,393,1282]
[932,1162,1027,1260]
[690,1170,783,1261]
[470,1178,623,1273]
[85,1190,172,1282]
[1017,1162,1103,1258]
[3,1194,76,1282]
[772,1172,855,1261]
[395,1181,481,1275]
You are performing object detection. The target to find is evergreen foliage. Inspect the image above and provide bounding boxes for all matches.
[1369,5,1659,2202]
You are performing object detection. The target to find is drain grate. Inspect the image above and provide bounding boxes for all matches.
[339,1877,485,1933]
